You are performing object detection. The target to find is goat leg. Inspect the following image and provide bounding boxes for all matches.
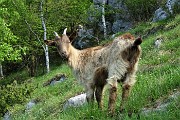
[120,84,131,112]
[108,86,117,115]
[85,84,95,105]
[95,86,104,109]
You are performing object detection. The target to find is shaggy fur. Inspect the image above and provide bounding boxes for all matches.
[46,30,142,114]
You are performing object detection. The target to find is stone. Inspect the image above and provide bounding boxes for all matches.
[63,93,87,109]
[93,0,108,4]
[43,74,67,86]
[141,91,180,115]
[154,38,162,49]
[73,26,97,49]
[3,111,11,120]
[112,20,132,33]
[26,100,36,111]
[152,8,169,22]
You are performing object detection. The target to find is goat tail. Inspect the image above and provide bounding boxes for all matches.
[133,36,142,46]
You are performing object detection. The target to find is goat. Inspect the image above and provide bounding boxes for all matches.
[46,28,142,114]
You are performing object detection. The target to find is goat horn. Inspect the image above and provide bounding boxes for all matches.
[54,31,59,37]
[63,28,67,35]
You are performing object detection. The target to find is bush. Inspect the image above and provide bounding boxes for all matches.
[173,3,180,15]
[125,0,159,21]
[0,81,35,117]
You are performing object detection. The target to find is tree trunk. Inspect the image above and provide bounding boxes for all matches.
[102,0,107,38]
[0,63,3,79]
[40,0,50,73]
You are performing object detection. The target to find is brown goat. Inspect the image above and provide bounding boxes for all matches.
[46,28,142,115]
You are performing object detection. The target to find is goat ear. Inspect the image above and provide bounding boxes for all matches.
[133,37,142,46]
[44,40,55,46]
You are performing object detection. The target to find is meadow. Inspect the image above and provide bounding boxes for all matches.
[1,15,180,120]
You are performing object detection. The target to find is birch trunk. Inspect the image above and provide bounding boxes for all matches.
[12,0,50,73]
[40,0,50,73]
[102,0,107,38]
[0,63,3,79]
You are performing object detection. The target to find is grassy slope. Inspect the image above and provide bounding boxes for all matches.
[6,15,180,120]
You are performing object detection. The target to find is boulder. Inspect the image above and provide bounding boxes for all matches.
[26,100,36,111]
[112,20,132,33]
[43,74,67,86]
[3,111,11,120]
[152,8,169,22]
[63,93,87,109]
[141,91,180,115]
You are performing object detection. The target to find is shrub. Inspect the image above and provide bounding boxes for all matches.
[0,81,35,117]
[125,0,160,21]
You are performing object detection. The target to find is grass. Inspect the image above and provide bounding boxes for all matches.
[1,15,180,120]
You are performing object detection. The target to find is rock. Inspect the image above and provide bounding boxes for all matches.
[154,38,163,48]
[26,100,36,111]
[50,74,66,85]
[3,111,11,120]
[152,8,169,22]
[43,74,67,86]
[111,34,116,39]
[93,0,108,4]
[112,20,132,33]
[72,26,98,49]
[141,91,180,115]
[63,93,87,109]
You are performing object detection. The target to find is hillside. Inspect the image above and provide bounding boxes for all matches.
[1,15,180,120]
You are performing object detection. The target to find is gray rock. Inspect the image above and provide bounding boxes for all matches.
[3,112,11,120]
[50,76,66,86]
[93,0,108,4]
[26,100,36,111]
[73,26,97,49]
[141,91,180,115]
[63,93,87,109]
[152,8,169,22]
[112,20,132,33]
[154,38,162,48]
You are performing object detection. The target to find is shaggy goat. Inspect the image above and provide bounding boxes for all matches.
[46,28,142,114]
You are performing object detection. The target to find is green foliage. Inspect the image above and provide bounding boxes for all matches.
[125,0,159,21]
[46,0,92,32]
[0,17,22,62]
[173,3,180,15]
[0,0,26,63]
[0,81,35,116]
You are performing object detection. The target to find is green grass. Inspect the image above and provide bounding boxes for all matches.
[1,15,180,120]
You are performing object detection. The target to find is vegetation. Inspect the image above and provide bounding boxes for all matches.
[0,0,180,119]
[0,13,179,119]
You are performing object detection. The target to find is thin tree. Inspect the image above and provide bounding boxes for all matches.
[12,0,50,73]
[40,0,50,73]
[102,0,107,38]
